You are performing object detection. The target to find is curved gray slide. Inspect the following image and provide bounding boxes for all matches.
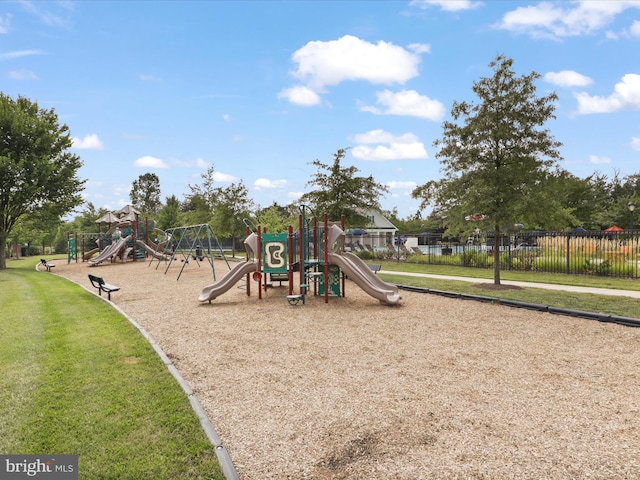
[88,236,129,265]
[198,261,258,302]
[136,240,171,261]
[342,252,401,296]
[328,252,400,305]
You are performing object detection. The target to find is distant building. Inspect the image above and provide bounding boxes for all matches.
[347,208,398,249]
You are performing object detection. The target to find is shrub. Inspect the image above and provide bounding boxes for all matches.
[462,250,490,268]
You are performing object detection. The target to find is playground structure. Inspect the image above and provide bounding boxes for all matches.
[149,223,229,281]
[69,205,173,268]
[198,207,401,306]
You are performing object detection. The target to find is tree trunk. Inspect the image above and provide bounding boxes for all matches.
[0,232,8,269]
[493,225,501,285]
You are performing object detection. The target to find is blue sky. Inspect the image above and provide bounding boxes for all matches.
[2,0,640,219]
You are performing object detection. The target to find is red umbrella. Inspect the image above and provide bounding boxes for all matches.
[604,225,624,232]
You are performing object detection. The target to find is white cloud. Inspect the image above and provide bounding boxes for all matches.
[589,155,612,165]
[133,155,169,169]
[212,171,240,183]
[278,85,322,106]
[0,50,45,61]
[288,191,304,200]
[544,70,593,87]
[630,20,640,37]
[290,35,421,90]
[9,69,38,80]
[0,13,12,34]
[175,157,210,168]
[631,137,640,151]
[575,74,640,114]
[352,129,419,145]
[410,0,482,12]
[72,134,104,150]
[254,178,287,189]
[223,114,231,122]
[351,130,428,161]
[387,180,418,190]
[19,1,73,28]
[497,1,640,39]
[138,73,162,82]
[113,184,130,197]
[407,43,431,54]
[360,89,445,121]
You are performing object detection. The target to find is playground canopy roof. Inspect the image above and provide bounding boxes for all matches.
[118,205,140,216]
[96,212,120,224]
[119,211,138,222]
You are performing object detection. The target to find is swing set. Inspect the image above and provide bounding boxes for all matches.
[150,223,230,281]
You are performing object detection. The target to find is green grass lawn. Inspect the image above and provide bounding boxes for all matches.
[0,257,224,480]
[379,260,640,291]
[378,262,640,319]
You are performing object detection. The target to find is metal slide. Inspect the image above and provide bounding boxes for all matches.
[327,252,400,305]
[135,240,171,261]
[342,252,401,297]
[88,236,129,265]
[198,261,258,302]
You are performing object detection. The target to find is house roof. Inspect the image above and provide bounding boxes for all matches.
[360,208,398,231]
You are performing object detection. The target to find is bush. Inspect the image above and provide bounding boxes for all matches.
[462,250,490,268]
[536,256,567,273]
[356,250,374,260]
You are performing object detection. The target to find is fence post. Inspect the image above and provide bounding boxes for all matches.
[566,234,571,274]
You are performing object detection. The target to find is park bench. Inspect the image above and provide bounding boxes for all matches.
[40,258,55,272]
[366,263,381,274]
[88,274,120,301]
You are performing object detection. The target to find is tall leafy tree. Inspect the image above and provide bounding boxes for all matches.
[256,202,296,233]
[412,55,565,285]
[130,172,162,215]
[0,94,85,269]
[211,182,255,256]
[181,195,213,226]
[156,195,182,231]
[187,166,218,208]
[300,148,388,226]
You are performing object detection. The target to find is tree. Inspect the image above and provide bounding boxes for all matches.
[256,202,297,233]
[157,195,182,231]
[130,172,162,215]
[0,93,85,269]
[300,148,389,226]
[412,55,565,285]
[187,166,218,208]
[211,181,255,256]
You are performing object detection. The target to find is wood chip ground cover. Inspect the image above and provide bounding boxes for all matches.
[55,259,640,479]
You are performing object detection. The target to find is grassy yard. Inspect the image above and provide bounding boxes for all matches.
[0,257,224,479]
[379,260,640,291]
[378,262,640,319]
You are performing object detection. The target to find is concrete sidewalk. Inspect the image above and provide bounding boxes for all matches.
[380,270,640,299]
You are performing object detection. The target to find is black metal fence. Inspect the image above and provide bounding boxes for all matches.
[344,230,640,279]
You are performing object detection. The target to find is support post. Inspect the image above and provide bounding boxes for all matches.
[324,213,329,304]
[257,226,262,300]
[288,225,294,296]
